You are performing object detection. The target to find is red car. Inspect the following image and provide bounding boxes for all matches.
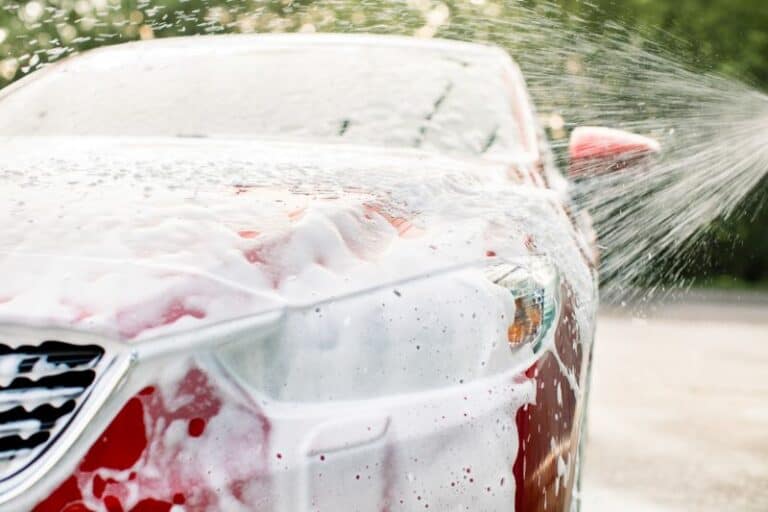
[0,34,657,511]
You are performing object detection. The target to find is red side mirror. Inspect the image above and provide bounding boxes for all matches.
[568,126,660,178]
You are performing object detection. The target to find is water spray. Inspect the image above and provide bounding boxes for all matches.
[445,3,768,301]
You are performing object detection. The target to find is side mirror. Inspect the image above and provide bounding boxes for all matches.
[568,126,660,178]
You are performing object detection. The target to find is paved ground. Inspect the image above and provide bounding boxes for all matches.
[582,296,768,511]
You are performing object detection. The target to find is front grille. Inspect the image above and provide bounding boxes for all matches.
[0,340,104,481]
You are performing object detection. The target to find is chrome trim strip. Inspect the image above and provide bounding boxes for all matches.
[0,326,131,506]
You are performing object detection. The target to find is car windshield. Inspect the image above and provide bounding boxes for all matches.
[0,38,525,157]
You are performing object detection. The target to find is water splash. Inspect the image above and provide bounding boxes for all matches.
[2,0,767,299]
[572,93,768,301]
[485,6,768,301]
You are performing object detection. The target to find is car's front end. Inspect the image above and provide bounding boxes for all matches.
[0,136,597,511]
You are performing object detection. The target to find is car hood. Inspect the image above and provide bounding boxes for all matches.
[0,136,591,341]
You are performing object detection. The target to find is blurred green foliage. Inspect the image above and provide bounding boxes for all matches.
[559,0,768,87]
[0,0,766,284]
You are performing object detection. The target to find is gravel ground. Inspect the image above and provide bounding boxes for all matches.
[582,298,768,512]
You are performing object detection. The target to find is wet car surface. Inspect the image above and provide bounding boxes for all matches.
[0,35,598,511]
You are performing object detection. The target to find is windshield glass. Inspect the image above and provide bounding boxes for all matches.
[0,37,525,157]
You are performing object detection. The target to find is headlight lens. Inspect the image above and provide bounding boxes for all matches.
[485,258,559,353]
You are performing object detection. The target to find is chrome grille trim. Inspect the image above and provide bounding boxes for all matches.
[0,334,112,485]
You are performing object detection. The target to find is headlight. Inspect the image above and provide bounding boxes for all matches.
[218,257,560,403]
[485,258,559,354]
